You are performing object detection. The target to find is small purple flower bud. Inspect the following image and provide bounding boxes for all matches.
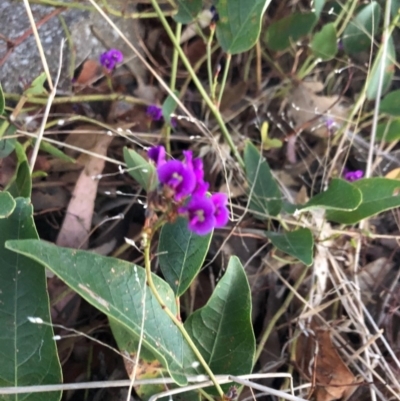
[210,5,219,23]
[211,193,229,227]
[181,196,216,235]
[148,145,166,167]
[146,105,163,121]
[157,160,196,200]
[343,169,364,182]
[99,49,123,71]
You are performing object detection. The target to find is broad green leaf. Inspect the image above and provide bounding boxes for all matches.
[265,13,318,51]
[342,2,381,54]
[314,0,326,17]
[366,35,395,100]
[0,191,16,218]
[244,141,282,218]
[380,89,400,117]
[185,256,255,385]
[0,120,17,157]
[0,82,4,115]
[109,319,166,400]
[25,73,48,96]
[123,147,157,192]
[40,141,75,163]
[326,178,400,224]
[216,0,272,54]
[0,199,62,400]
[265,228,314,266]
[376,118,400,142]
[5,239,192,386]
[174,0,202,23]
[6,142,31,198]
[158,217,212,296]
[162,91,178,126]
[300,178,362,212]
[311,23,338,61]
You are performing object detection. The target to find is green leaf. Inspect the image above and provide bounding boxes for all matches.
[40,141,76,163]
[216,0,272,54]
[185,256,255,384]
[6,142,32,198]
[314,0,326,17]
[342,2,381,54]
[0,82,4,115]
[5,239,193,386]
[1,199,62,400]
[244,141,282,218]
[380,89,400,117]
[366,35,395,100]
[376,118,400,142]
[0,120,17,156]
[158,217,212,297]
[174,0,202,23]
[25,73,48,96]
[123,147,157,192]
[326,178,400,224]
[0,191,16,218]
[300,178,362,212]
[265,228,314,266]
[162,91,178,126]
[109,319,166,400]
[265,13,318,51]
[311,23,338,61]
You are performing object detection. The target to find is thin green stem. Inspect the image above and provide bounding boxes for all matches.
[217,53,231,108]
[149,0,244,168]
[207,25,216,102]
[143,235,225,399]
[5,93,147,106]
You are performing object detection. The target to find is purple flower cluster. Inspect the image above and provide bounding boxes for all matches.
[343,168,364,182]
[99,49,123,71]
[148,146,229,235]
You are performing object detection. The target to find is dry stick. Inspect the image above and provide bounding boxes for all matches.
[353,3,393,401]
[29,40,64,173]
[22,0,54,90]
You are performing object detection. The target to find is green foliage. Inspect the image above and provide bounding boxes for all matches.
[244,141,282,218]
[162,91,178,125]
[25,73,48,96]
[6,239,193,386]
[376,118,400,142]
[326,178,400,224]
[216,0,272,54]
[6,143,32,198]
[300,179,362,212]
[266,228,314,266]
[158,216,212,296]
[366,35,395,100]
[0,191,16,218]
[265,13,317,51]
[0,198,62,401]
[174,0,202,23]
[184,257,255,384]
[311,23,337,61]
[123,147,157,192]
[380,89,400,116]
[342,2,381,54]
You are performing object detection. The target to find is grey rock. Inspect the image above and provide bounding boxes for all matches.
[0,0,146,94]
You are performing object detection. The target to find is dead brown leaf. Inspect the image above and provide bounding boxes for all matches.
[56,132,113,249]
[296,328,358,401]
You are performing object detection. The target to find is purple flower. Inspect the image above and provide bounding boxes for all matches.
[343,169,364,182]
[183,151,209,196]
[210,5,219,23]
[148,145,166,167]
[157,160,196,200]
[99,49,124,71]
[211,193,229,227]
[181,196,216,235]
[146,105,163,121]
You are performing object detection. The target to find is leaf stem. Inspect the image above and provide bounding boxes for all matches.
[217,53,231,108]
[149,0,244,168]
[143,234,225,398]
[207,25,217,102]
